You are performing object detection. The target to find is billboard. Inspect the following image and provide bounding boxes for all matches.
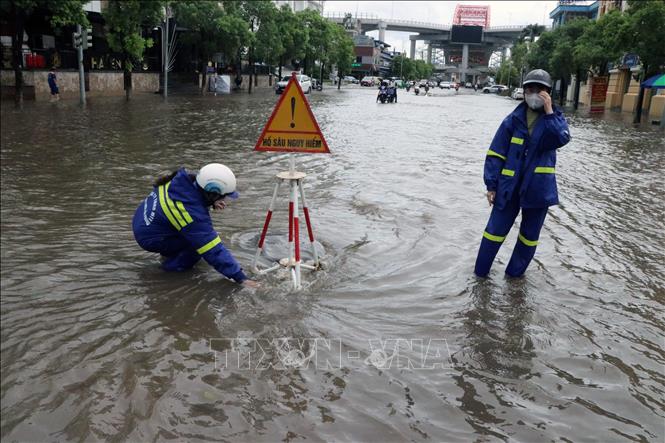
[450,25,483,44]
[453,4,491,28]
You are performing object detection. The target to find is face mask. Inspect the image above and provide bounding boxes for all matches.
[525,93,544,110]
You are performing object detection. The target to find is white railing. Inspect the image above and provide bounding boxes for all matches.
[324,13,549,33]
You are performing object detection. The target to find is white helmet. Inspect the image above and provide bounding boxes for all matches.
[196,163,238,199]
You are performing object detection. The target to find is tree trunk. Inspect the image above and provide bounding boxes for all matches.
[558,76,566,106]
[279,56,283,78]
[124,70,132,101]
[633,64,648,124]
[12,7,25,107]
[573,70,581,110]
[337,68,342,90]
[123,54,132,101]
[248,48,253,94]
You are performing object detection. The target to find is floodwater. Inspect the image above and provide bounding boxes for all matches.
[1,85,664,442]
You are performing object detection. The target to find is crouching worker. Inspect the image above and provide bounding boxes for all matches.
[474,69,571,278]
[132,163,259,288]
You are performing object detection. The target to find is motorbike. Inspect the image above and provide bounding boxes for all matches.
[414,86,420,96]
[377,86,389,103]
[386,86,397,103]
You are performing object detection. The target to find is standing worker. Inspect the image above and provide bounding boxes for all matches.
[474,69,570,277]
[47,66,59,101]
[132,163,259,287]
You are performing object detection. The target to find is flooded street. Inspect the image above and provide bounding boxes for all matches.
[2,87,664,442]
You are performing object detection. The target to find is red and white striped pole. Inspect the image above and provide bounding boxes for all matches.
[252,180,282,271]
[293,178,301,289]
[298,180,319,268]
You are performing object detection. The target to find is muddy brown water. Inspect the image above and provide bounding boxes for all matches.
[1,87,664,442]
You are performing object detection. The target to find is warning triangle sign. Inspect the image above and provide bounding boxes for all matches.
[255,73,330,153]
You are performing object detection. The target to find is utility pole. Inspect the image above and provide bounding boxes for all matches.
[76,24,85,105]
[164,7,169,98]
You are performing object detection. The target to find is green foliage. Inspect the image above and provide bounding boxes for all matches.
[389,55,433,80]
[296,8,334,73]
[573,10,627,74]
[525,1,665,78]
[495,60,519,87]
[517,23,546,43]
[173,1,253,71]
[276,4,307,66]
[104,0,164,71]
[621,0,665,75]
[414,59,433,80]
[0,0,89,27]
[328,24,354,77]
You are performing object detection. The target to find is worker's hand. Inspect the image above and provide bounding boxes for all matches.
[213,200,226,211]
[242,279,261,288]
[539,90,553,114]
[486,191,496,206]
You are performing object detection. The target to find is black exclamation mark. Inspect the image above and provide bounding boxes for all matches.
[290,97,296,128]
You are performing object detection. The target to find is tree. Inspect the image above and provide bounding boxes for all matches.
[517,24,546,43]
[328,24,354,89]
[620,0,665,78]
[173,1,250,93]
[275,4,307,78]
[296,9,333,77]
[414,59,433,80]
[573,10,628,76]
[104,0,164,100]
[0,0,88,105]
[251,2,281,86]
[227,1,279,93]
[496,60,518,87]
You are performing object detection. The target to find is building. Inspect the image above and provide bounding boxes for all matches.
[597,0,629,16]
[549,1,599,28]
[274,0,324,14]
[350,34,395,78]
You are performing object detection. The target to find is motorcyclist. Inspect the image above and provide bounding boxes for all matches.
[377,80,389,102]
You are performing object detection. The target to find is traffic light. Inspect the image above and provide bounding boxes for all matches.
[72,31,82,48]
[82,28,93,49]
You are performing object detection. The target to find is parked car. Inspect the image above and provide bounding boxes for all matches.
[511,87,524,100]
[440,81,451,89]
[275,74,312,94]
[465,82,473,88]
[344,75,359,84]
[482,84,509,94]
[361,76,381,87]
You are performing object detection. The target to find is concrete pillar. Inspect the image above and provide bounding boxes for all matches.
[410,39,416,60]
[378,21,387,43]
[427,45,432,64]
[461,44,469,83]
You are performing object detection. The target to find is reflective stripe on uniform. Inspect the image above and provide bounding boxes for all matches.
[483,231,506,242]
[165,182,189,228]
[510,137,524,145]
[534,167,555,174]
[518,233,538,247]
[159,185,181,231]
[197,236,221,254]
[176,201,194,223]
[486,149,506,161]
[501,169,515,176]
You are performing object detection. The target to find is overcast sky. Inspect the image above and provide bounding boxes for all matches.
[323,1,560,53]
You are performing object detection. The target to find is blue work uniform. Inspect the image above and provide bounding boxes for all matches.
[474,102,570,277]
[132,168,247,283]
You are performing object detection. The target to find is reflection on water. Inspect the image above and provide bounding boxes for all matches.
[1,89,664,441]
